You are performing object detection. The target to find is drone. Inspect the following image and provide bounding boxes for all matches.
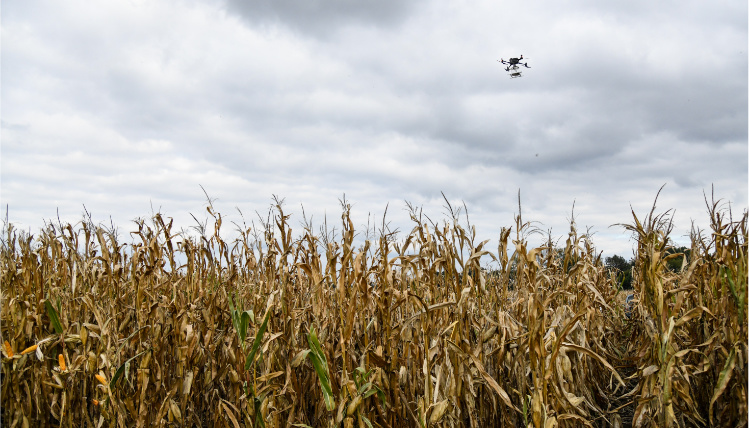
[498,55,530,78]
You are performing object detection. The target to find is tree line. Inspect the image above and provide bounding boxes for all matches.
[481,246,691,291]
[605,246,691,290]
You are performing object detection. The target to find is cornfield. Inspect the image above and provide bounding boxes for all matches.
[1,193,746,427]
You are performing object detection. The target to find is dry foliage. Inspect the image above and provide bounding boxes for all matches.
[1,194,746,427]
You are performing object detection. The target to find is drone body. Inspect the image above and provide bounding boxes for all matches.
[498,55,530,78]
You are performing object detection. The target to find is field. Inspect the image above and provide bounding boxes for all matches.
[1,195,746,427]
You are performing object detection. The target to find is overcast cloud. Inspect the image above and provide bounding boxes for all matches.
[2,0,747,258]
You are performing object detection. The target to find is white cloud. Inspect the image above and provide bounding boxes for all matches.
[1,0,746,259]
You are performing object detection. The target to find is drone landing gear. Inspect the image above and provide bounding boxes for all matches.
[506,65,524,78]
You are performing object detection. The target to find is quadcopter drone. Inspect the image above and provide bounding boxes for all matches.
[498,55,530,78]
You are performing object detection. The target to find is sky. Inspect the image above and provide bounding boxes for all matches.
[2,0,747,260]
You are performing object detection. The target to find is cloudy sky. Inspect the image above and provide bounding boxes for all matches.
[2,0,747,258]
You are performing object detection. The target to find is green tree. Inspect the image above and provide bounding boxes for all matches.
[605,255,634,290]
[664,246,690,272]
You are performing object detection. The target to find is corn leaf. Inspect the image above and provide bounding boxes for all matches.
[709,347,737,425]
[245,310,271,371]
[44,300,63,334]
[111,349,150,390]
[307,327,335,411]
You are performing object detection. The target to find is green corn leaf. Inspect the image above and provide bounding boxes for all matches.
[111,349,150,390]
[361,414,374,428]
[45,300,63,334]
[353,366,373,386]
[254,395,266,428]
[228,294,239,330]
[115,325,150,357]
[374,385,386,404]
[309,351,335,411]
[245,310,271,371]
[722,266,746,320]
[308,327,328,368]
[358,382,372,395]
[239,311,251,345]
[307,328,335,411]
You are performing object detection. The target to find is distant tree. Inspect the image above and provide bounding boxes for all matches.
[664,246,690,272]
[605,255,634,290]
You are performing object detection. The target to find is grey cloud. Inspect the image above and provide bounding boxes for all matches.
[222,0,420,38]
[2,0,745,260]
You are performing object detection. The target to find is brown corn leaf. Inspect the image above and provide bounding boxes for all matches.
[709,346,737,425]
